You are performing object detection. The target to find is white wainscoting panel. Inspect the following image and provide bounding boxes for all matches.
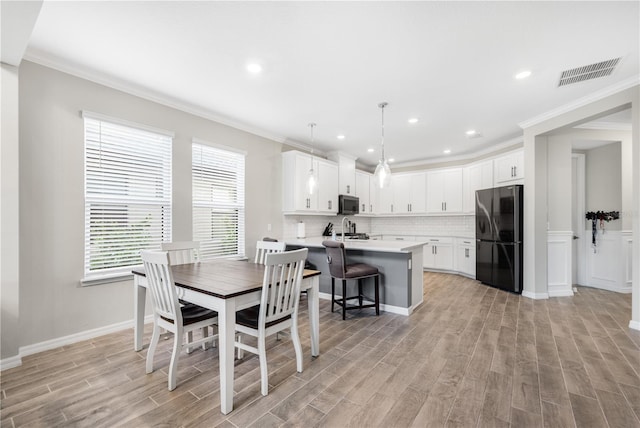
[623,231,633,286]
[584,230,632,293]
[547,231,574,297]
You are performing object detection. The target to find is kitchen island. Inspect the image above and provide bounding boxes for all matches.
[284,237,426,315]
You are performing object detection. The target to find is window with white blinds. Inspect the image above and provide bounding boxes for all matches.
[84,113,172,278]
[192,142,245,260]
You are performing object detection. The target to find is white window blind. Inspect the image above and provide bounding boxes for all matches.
[84,115,172,278]
[192,142,245,260]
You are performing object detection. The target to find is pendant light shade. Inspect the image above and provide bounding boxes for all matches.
[307,123,317,195]
[374,102,391,188]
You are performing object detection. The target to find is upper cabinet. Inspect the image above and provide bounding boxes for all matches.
[494,150,524,185]
[355,170,371,214]
[282,151,338,215]
[375,178,395,214]
[426,168,463,214]
[463,160,494,214]
[393,172,426,214]
[328,152,356,196]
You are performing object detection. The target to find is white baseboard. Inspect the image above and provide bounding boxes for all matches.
[318,292,411,316]
[548,289,575,297]
[0,354,23,371]
[629,320,640,331]
[1,314,154,371]
[522,290,549,300]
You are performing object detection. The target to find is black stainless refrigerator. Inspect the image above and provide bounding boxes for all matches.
[476,185,523,293]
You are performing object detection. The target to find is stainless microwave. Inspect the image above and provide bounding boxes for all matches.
[338,194,360,215]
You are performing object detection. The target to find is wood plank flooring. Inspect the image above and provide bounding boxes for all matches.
[2,272,640,427]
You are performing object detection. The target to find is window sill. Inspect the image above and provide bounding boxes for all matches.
[80,270,137,286]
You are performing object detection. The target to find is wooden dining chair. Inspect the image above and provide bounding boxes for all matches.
[141,250,218,391]
[161,241,200,265]
[235,248,308,396]
[254,240,286,264]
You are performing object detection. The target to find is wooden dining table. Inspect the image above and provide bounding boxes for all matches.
[132,259,321,414]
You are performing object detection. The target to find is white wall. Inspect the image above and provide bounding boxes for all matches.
[1,64,21,361]
[547,136,572,231]
[15,61,284,350]
[585,142,622,230]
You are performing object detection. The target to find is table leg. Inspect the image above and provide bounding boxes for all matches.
[307,276,320,357]
[133,276,146,351]
[218,299,237,414]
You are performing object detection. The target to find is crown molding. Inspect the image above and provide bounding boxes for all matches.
[391,135,523,169]
[22,51,289,145]
[574,121,632,132]
[518,75,640,129]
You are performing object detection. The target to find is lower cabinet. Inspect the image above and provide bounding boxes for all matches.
[455,238,476,278]
[423,237,454,271]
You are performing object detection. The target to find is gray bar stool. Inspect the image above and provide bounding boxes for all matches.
[322,240,380,320]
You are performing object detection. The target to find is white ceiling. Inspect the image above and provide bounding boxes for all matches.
[21,1,640,167]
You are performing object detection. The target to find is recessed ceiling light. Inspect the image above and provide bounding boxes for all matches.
[367,148,374,153]
[337,135,345,140]
[515,70,531,80]
[408,118,419,124]
[247,63,262,73]
[443,149,451,154]
[388,158,395,163]
[466,129,477,136]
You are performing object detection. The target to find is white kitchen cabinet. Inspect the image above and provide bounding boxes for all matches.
[375,178,395,214]
[368,174,379,214]
[317,159,339,213]
[455,238,476,277]
[426,168,463,214]
[355,170,371,214]
[282,151,338,215]
[328,152,357,195]
[393,172,426,214]
[423,237,454,270]
[463,160,494,214]
[494,150,524,185]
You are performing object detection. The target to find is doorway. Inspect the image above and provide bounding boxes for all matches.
[571,153,585,286]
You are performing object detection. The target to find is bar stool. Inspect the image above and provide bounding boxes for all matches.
[322,240,380,320]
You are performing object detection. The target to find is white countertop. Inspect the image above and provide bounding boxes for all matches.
[284,237,427,253]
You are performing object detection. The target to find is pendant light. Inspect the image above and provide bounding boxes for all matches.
[307,123,317,195]
[374,102,391,188]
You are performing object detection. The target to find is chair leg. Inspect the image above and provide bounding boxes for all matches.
[342,279,347,320]
[168,328,183,391]
[375,275,380,316]
[291,322,303,373]
[358,279,363,308]
[331,277,335,313]
[258,335,268,396]
[186,331,193,354]
[237,335,244,359]
[202,327,209,350]
[146,322,162,374]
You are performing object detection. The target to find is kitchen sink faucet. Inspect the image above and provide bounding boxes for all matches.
[341,216,350,242]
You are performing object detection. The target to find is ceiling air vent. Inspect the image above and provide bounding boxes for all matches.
[558,57,621,87]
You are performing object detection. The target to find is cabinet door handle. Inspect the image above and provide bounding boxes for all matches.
[444,202,447,211]
[514,166,517,177]
[391,204,394,213]
[362,203,365,212]
[370,204,372,212]
[328,200,332,210]
[435,246,438,255]
[347,185,350,194]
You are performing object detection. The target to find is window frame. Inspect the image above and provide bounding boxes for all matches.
[82,111,173,284]
[192,139,246,261]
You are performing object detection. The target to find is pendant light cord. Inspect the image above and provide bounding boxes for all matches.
[379,102,388,163]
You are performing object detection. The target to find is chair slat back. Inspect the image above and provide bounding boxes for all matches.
[141,250,180,323]
[322,240,347,279]
[255,240,286,264]
[161,241,200,265]
[260,249,308,326]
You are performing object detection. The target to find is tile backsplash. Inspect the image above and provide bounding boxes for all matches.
[282,215,474,239]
